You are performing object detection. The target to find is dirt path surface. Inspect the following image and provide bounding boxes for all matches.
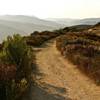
[27,40,100,100]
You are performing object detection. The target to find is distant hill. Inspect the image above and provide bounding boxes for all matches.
[0,15,63,42]
[0,15,100,42]
[0,15,63,27]
[46,18,100,26]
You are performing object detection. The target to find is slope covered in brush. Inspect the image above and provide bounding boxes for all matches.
[56,31,100,84]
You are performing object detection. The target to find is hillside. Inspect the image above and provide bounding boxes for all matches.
[0,15,63,28]
[56,24,100,84]
[22,39,100,100]
[0,15,63,42]
[0,21,100,100]
[88,22,100,35]
[47,18,100,26]
[21,23,100,100]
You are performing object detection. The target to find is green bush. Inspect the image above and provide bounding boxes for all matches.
[0,34,35,100]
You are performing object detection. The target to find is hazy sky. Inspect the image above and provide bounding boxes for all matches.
[0,0,100,18]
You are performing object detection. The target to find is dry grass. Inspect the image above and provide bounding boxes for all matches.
[56,32,100,84]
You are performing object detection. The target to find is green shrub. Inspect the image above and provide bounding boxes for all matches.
[0,34,35,100]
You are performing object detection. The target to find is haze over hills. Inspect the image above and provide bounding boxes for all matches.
[0,15,63,27]
[46,18,100,26]
[0,15,64,42]
[0,15,100,42]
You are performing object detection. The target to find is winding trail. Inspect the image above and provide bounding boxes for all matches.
[30,39,100,100]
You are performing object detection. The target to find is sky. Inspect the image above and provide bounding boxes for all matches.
[0,0,100,19]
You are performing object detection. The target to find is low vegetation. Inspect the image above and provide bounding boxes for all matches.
[25,24,91,47]
[0,34,36,100]
[25,30,66,46]
[56,32,100,84]
[0,23,99,100]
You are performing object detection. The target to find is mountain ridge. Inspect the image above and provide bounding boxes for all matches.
[46,18,100,26]
[0,15,63,42]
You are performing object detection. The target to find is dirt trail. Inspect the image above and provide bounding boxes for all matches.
[29,40,100,100]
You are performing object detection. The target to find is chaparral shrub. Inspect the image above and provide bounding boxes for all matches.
[0,34,36,100]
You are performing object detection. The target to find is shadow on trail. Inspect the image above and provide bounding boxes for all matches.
[22,82,71,100]
[22,40,71,100]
